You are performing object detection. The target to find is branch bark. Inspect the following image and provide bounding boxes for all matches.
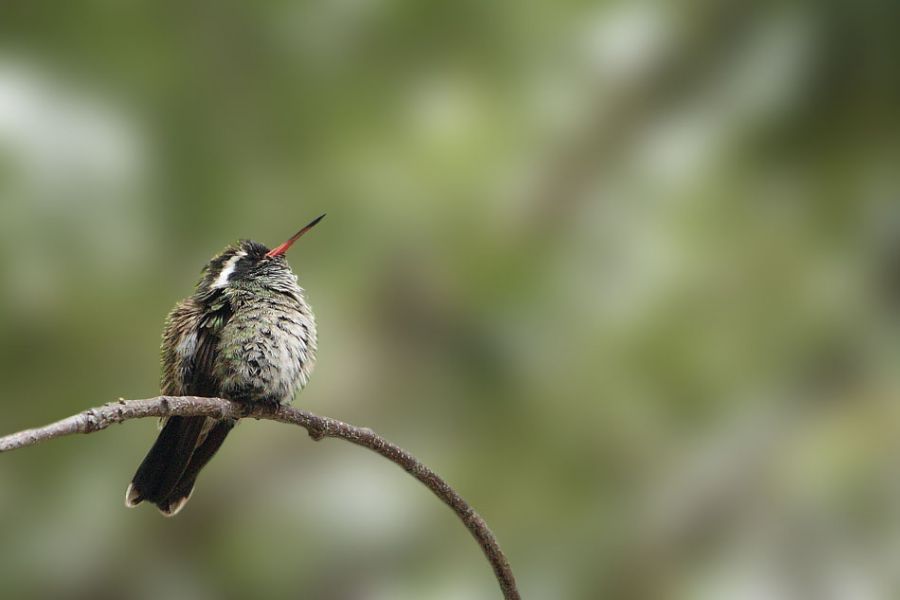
[0,396,519,600]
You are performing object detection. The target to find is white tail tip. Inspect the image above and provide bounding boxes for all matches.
[125,483,143,507]
[159,488,194,517]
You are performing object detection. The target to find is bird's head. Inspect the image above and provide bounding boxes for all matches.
[198,214,325,295]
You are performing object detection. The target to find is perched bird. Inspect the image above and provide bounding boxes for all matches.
[126,215,324,516]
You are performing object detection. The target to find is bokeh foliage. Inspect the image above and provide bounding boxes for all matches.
[1,1,899,598]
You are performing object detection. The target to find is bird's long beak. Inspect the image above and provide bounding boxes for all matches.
[265,214,326,258]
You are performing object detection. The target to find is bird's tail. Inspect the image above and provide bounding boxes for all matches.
[126,416,234,516]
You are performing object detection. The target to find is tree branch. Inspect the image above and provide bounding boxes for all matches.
[0,396,519,600]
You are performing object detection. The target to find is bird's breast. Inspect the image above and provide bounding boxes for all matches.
[215,295,316,405]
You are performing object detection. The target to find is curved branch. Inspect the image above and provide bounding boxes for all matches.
[0,396,519,600]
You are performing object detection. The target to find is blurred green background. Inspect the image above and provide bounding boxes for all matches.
[1,1,899,598]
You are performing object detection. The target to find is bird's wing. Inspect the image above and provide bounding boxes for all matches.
[127,293,235,514]
[160,295,233,398]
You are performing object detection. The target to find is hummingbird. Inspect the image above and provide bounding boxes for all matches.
[125,214,324,516]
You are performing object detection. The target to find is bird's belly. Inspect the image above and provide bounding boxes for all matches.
[216,306,316,405]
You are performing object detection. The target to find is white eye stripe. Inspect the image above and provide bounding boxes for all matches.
[212,251,246,288]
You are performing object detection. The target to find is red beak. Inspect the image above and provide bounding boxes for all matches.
[265,214,326,258]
